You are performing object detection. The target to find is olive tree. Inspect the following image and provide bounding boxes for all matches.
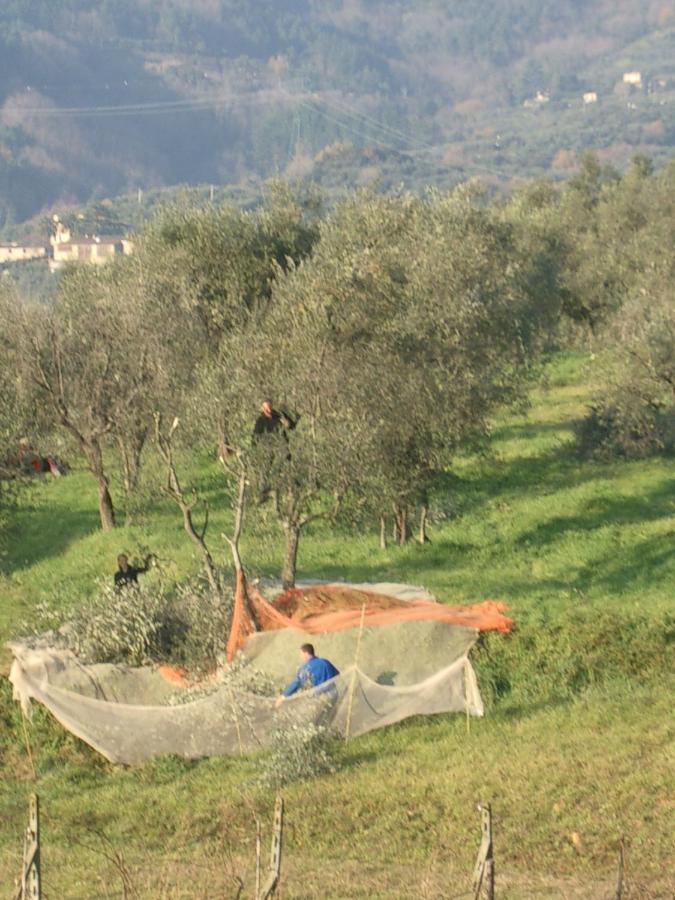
[224,185,556,583]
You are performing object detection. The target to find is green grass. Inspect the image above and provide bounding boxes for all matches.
[1,352,674,898]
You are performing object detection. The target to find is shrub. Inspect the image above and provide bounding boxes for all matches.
[170,579,233,672]
[473,607,675,711]
[575,394,674,460]
[64,582,176,666]
[17,578,235,672]
[258,721,338,788]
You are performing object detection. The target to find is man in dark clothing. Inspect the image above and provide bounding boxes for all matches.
[114,553,152,589]
[253,399,296,502]
[253,399,296,438]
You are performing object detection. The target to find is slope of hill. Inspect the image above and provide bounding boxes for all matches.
[1,354,673,896]
[0,0,674,226]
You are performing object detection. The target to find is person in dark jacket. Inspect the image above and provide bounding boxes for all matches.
[114,553,152,589]
[253,399,296,438]
[253,399,297,501]
[275,643,340,707]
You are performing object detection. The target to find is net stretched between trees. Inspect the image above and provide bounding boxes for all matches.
[8,583,509,764]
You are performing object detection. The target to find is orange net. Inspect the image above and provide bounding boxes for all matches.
[226,579,512,661]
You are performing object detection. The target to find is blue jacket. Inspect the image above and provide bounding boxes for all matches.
[282,656,340,697]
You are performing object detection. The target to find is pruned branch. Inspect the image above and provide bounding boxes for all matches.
[154,412,222,595]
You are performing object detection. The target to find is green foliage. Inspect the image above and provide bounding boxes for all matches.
[56,581,176,666]
[474,607,674,710]
[259,722,337,788]
[575,397,675,460]
[170,579,234,671]
[17,577,234,670]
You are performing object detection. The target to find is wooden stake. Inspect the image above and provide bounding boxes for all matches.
[472,803,494,900]
[229,688,244,757]
[615,836,626,899]
[255,819,262,899]
[258,795,284,899]
[344,603,366,742]
[21,793,41,900]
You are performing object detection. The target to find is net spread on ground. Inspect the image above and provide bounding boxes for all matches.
[8,582,512,764]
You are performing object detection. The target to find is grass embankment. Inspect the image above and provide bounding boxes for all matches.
[1,354,673,898]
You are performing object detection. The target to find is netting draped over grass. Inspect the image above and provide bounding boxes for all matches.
[8,582,494,764]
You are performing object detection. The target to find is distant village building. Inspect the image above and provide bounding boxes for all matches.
[0,240,48,264]
[523,90,550,109]
[622,71,643,87]
[48,218,133,272]
[583,91,598,104]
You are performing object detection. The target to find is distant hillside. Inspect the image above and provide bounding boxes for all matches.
[1,0,674,225]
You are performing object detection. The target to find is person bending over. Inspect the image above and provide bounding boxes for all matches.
[275,643,339,707]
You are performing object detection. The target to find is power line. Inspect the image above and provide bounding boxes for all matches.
[5,85,509,180]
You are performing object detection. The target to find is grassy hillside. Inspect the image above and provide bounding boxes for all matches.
[1,353,673,897]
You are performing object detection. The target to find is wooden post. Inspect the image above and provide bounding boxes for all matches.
[379,516,387,550]
[21,793,41,900]
[229,688,244,756]
[472,803,494,900]
[344,603,367,742]
[615,836,626,899]
[258,795,284,900]
[419,504,430,544]
[255,819,262,899]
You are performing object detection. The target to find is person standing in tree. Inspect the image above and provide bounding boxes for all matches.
[114,553,152,589]
[253,399,296,437]
[253,399,297,501]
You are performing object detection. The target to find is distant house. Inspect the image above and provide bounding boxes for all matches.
[0,240,48,265]
[622,71,643,87]
[48,220,133,272]
[583,92,598,104]
[523,90,550,109]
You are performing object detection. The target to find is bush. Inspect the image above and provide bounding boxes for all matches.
[575,395,675,460]
[18,577,235,671]
[473,607,675,711]
[258,721,338,788]
[63,582,177,666]
[170,579,233,672]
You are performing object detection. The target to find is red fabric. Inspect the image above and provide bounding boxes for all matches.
[226,583,512,661]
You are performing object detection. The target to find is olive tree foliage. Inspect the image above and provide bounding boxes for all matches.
[576,215,675,459]
[0,286,34,553]
[205,186,558,585]
[557,153,672,336]
[146,184,322,582]
[10,255,198,530]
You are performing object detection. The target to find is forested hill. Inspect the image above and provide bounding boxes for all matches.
[1,0,674,225]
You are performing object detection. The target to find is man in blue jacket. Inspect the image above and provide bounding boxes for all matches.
[275,643,339,707]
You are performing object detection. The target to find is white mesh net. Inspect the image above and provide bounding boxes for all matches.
[8,608,484,765]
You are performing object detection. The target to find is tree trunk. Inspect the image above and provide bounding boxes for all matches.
[393,505,408,546]
[379,516,387,550]
[418,504,430,544]
[97,475,116,531]
[118,433,145,498]
[281,520,300,590]
[85,442,115,530]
